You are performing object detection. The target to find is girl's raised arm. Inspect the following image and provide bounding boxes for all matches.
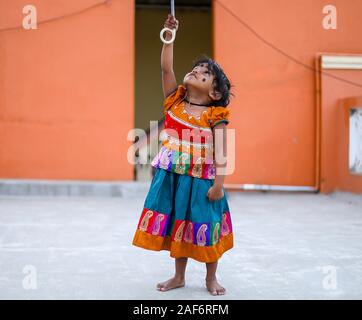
[161,14,179,99]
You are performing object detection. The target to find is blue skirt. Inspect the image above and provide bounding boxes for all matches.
[132,167,233,263]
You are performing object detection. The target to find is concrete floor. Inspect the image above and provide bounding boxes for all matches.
[0,190,362,300]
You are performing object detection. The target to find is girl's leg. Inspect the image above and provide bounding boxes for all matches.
[205,260,226,295]
[156,257,188,291]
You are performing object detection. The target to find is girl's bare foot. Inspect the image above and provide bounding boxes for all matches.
[156,276,185,292]
[206,277,226,295]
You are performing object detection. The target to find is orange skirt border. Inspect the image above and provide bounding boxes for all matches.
[132,229,233,263]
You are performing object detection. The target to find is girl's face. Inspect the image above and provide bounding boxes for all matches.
[183,63,215,93]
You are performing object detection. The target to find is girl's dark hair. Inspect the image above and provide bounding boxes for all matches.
[191,54,235,107]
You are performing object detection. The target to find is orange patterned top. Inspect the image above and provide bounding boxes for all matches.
[151,84,230,180]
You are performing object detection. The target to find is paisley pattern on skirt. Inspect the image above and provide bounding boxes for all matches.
[132,167,234,263]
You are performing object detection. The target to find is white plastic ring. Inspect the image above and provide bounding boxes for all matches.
[160,27,176,44]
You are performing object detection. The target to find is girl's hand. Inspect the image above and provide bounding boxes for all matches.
[163,14,179,39]
[207,185,224,201]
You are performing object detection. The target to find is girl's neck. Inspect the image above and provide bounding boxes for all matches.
[184,98,208,107]
[185,90,210,107]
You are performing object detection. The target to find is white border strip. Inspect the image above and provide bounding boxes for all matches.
[322,55,362,70]
[167,110,212,132]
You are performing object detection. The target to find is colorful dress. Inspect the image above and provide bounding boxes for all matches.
[132,84,233,263]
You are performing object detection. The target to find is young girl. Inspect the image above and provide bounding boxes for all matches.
[132,14,234,296]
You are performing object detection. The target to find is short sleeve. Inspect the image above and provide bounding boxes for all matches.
[163,85,186,115]
[210,106,230,128]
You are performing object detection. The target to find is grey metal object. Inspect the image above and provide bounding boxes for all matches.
[159,0,176,44]
[224,183,318,193]
[349,107,362,175]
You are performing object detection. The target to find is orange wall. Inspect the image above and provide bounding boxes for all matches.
[1,0,362,188]
[0,0,134,180]
[213,0,362,188]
